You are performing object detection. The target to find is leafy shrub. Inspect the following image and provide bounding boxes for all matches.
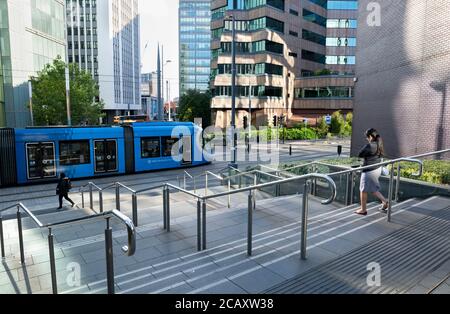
[322,158,450,185]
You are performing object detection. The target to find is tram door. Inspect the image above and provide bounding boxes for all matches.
[94,140,118,173]
[181,136,192,165]
[26,142,56,180]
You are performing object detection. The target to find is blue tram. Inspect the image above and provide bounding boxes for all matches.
[0,122,209,187]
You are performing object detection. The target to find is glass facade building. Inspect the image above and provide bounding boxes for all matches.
[179,0,211,96]
[66,0,141,122]
[0,0,66,127]
[210,0,358,128]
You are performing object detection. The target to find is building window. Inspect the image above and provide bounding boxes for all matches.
[302,29,326,45]
[289,9,299,16]
[294,86,353,98]
[302,50,326,64]
[326,55,356,64]
[327,19,357,29]
[289,30,298,37]
[303,9,326,28]
[326,37,357,47]
[141,137,161,158]
[328,1,358,10]
[308,0,327,9]
[59,141,91,166]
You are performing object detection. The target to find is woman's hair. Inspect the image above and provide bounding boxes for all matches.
[365,128,385,156]
[60,173,66,179]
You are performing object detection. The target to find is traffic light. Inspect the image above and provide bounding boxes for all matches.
[273,115,278,127]
[243,116,248,129]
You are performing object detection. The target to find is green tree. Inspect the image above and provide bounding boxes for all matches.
[31,57,104,126]
[316,117,330,138]
[330,110,346,135]
[178,89,212,127]
[343,112,353,136]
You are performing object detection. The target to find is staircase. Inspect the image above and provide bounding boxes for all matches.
[1,177,449,294]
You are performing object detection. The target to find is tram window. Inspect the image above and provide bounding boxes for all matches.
[141,137,161,158]
[161,137,179,157]
[26,142,56,179]
[60,141,91,165]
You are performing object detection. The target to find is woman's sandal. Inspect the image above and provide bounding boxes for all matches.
[379,202,389,214]
[355,210,368,216]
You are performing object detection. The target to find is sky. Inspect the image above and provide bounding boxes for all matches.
[139,0,180,99]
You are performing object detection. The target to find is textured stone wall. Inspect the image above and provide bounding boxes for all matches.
[351,0,450,158]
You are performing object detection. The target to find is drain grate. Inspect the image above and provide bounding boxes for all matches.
[266,207,450,294]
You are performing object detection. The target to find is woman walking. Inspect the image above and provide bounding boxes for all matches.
[355,129,389,216]
[57,173,75,209]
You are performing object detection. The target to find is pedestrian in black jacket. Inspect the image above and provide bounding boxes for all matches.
[57,173,75,209]
[355,129,389,216]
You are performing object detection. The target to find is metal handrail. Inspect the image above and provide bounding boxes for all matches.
[184,170,194,179]
[0,203,136,295]
[47,209,136,256]
[0,203,44,228]
[202,173,337,205]
[205,171,223,181]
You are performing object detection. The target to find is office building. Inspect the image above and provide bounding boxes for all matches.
[66,0,141,123]
[210,0,358,128]
[351,0,450,158]
[0,0,66,127]
[179,0,211,96]
[141,72,158,120]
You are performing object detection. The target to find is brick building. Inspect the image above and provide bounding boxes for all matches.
[351,0,450,158]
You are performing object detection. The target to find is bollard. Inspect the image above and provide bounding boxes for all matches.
[115,184,120,211]
[289,145,292,156]
[132,193,138,227]
[247,191,254,256]
[48,229,58,294]
[387,165,395,223]
[163,187,167,230]
[166,189,171,232]
[89,184,93,210]
[301,182,310,260]
[197,199,202,251]
[17,209,25,264]
[337,145,343,157]
[395,164,401,202]
[202,200,207,250]
[0,217,5,258]
[105,218,115,294]
[99,190,103,213]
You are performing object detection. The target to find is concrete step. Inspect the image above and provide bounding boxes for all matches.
[2,194,448,294]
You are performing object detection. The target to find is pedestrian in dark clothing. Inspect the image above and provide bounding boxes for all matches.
[57,173,75,209]
[355,128,389,216]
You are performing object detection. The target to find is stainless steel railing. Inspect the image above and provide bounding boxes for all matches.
[0,203,136,294]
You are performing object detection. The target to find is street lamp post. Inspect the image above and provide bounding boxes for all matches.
[28,80,34,127]
[227,14,237,168]
[65,67,72,126]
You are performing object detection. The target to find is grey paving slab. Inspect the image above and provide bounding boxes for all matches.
[431,284,450,294]
[203,279,248,294]
[406,284,430,294]
[117,270,190,293]
[230,267,286,294]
